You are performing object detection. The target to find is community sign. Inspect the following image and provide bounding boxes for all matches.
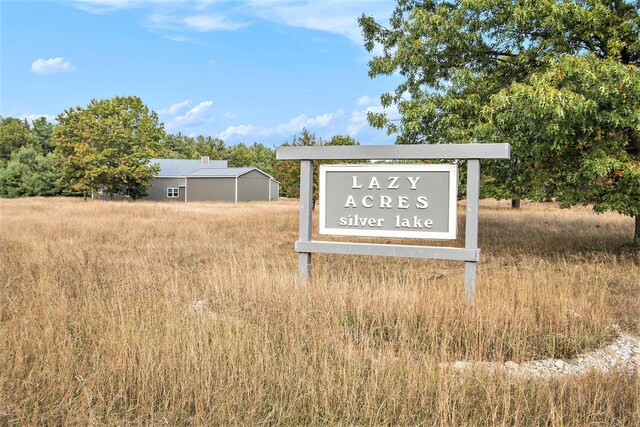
[319,164,458,240]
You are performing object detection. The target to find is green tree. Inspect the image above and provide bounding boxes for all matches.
[225,142,276,175]
[322,134,362,169]
[483,55,640,214]
[158,133,199,159]
[325,134,360,147]
[195,135,226,160]
[31,117,55,154]
[53,96,164,200]
[0,118,37,161]
[274,128,321,199]
[251,142,277,177]
[225,143,257,168]
[360,0,640,244]
[274,131,361,201]
[0,147,63,197]
[159,134,227,160]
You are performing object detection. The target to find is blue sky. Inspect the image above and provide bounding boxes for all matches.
[1,0,402,146]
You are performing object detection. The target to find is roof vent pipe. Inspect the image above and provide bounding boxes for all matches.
[201,156,209,164]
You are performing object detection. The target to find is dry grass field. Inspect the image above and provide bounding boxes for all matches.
[1,197,639,425]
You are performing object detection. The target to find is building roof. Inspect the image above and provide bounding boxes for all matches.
[185,167,256,177]
[150,158,277,181]
[150,158,227,177]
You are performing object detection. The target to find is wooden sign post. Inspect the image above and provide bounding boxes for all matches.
[276,144,510,305]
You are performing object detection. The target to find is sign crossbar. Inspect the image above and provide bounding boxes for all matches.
[277,143,510,160]
[295,240,480,262]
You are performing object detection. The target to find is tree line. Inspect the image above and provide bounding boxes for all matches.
[0,97,358,200]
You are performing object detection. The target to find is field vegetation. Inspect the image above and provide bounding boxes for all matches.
[1,198,639,424]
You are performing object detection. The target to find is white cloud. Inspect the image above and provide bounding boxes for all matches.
[158,100,192,115]
[146,12,246,33]
[245,0,392,44]
[219,109,343,140]
[347,96,399,136]
[357,95,373,106]
[157,96,397,142]
[275,111,343,134]
[346,110,368,136]
[183,14,247,31]
[72,1,392,44]
[71,0,134,14]
[31,57,75,75]
[164,34,197,43]
[219,124,266,140]
[185,100,213,116]
[72,0,178,14]
[167,100,215,129]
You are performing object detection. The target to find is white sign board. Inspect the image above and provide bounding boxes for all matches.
[319,164,458,239]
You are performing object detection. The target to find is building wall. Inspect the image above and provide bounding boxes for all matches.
[237,170,271,201]
[186,177,235,202]
[148,170,277,202]
[147,177,186,202]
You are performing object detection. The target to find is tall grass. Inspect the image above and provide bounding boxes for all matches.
[1,198,639,425]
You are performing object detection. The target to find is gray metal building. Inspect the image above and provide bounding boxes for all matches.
[146,157,279,202]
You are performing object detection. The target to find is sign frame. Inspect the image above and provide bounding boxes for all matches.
[319,164,458,240]
[275,143,511,305]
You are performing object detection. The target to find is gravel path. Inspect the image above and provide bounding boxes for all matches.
[447,330,640,379]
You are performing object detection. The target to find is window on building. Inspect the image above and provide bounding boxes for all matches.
[167,188,179,198]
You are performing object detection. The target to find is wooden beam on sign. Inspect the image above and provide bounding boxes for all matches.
[295,240,481,262]
[297,160,314,281]
[277,143,510,161]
